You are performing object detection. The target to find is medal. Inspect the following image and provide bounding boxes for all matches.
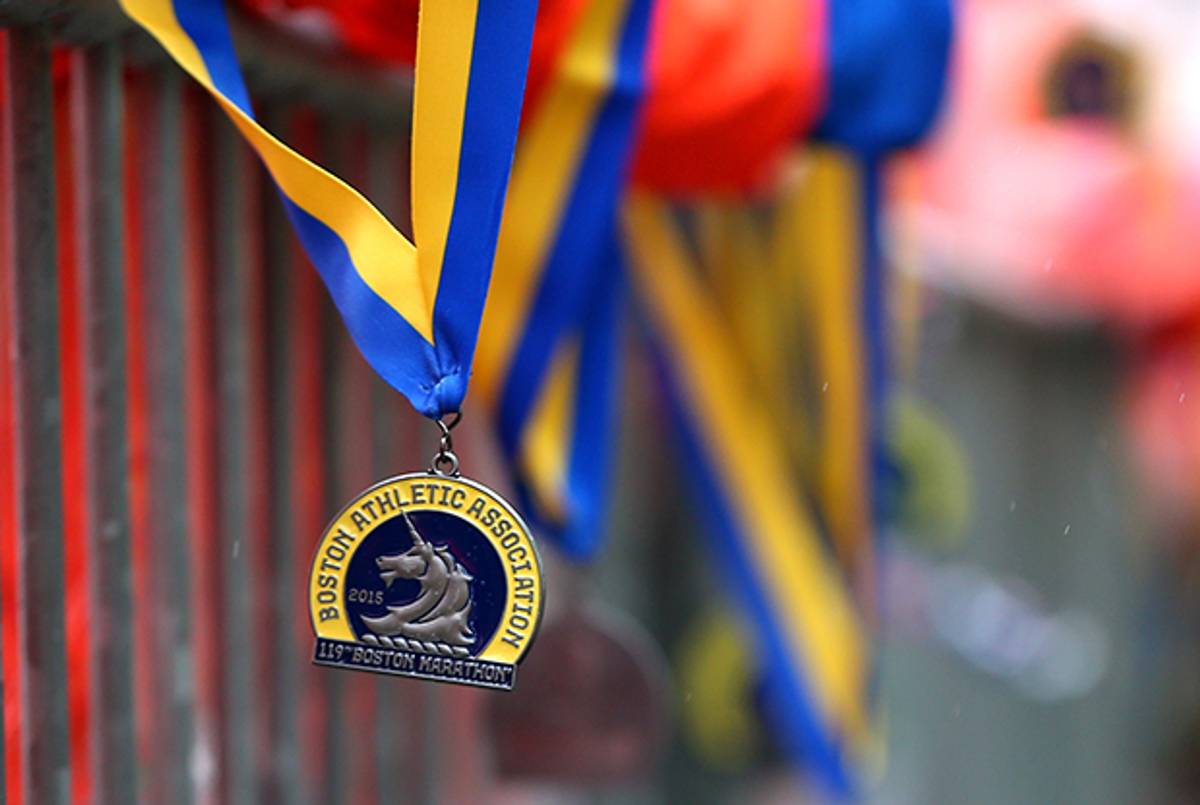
[119,0,544,687]
[309,417,543,690]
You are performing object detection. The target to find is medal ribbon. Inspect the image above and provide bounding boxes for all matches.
[119,0,539,418]
[513,256,622,558]
[765,152,875,601]
[624,194,871,794]
[696,201,810,471]
[693,190,872,596]
[802,0,953,593]
[472,0,653,558]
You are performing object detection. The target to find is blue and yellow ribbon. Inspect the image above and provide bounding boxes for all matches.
[625,194,871,793]
[808,0,953,576]
[120,0,538,418]
[692,176,875,609]
[512,254,624,558]
[766,152,875,602]
[473,0,654,559]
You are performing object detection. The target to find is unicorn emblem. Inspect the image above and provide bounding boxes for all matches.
[360,509,475,657]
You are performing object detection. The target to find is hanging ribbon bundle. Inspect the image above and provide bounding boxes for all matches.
[664,160,879,783]
[624,196,872,792]
[616,0,952,791]
[482,0,820,561]
[767,156,875,595]
[689,172,875,600]
[473,0,655,560]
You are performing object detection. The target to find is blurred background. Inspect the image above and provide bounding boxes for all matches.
[4,0,1200,803]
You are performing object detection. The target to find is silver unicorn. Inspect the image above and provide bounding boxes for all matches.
[360,509,475,653]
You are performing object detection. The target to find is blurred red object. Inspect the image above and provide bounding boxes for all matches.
[898,0,1200,327]
[238,0,416,63]
[237,0,825,195]
[630,0,824,195]
[489,604,670,783]
[1126,324,1200,529]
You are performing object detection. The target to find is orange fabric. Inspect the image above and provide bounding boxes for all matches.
[631,0,825,196]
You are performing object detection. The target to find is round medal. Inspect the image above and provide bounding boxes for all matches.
[309,471,544,690]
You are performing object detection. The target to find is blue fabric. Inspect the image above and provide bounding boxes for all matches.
[816,0,954,154]
[857,159,889,531]
[558,262,622,559]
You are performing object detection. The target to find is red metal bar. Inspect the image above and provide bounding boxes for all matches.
[182,84,227,805]
[70,40,138,805]
[52,45,94,805]
[122,65,171,805]
[0,28,24,805]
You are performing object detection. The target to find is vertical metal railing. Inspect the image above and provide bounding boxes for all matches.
[69,40,138,805]
[133,65,197,805]
[5,24,72,805]
[210,93,259,805]
[183,85,227,805]
[0,7,475,804]
[259,102,304,805]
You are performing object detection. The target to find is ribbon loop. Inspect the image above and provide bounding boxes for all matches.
[121,0,539,419]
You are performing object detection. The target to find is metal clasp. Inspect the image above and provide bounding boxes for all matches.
[430,412,462,476]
